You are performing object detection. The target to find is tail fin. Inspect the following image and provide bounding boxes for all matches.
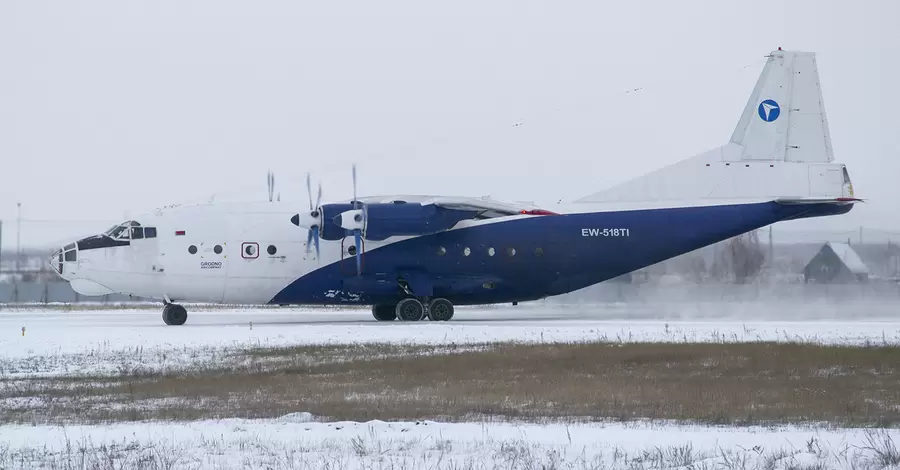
[729,49,833,163]
[577,49,855,203]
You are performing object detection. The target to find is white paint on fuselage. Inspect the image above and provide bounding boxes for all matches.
[64,202,418,304]
[59,195,793,305]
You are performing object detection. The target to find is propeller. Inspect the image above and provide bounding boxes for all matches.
[307,173,323,258]
[290,173,324,259]
[267,170,275,202]
[350,164,364,276]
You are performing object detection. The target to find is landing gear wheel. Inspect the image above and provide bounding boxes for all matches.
[162,303,188,326]
[395,298,425,322]
[372,304,397,322]
[427,298,454,321]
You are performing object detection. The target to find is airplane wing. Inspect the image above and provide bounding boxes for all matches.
[423,196,558,218]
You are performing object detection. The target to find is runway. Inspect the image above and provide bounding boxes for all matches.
[2,303,900,378]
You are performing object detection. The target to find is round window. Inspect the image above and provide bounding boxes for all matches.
[188,245,197,255]
[348,245,357,256]
[267,245,277,255]
[534,247,544,256]
[437,246,446,256]
[245,244,257,257]
[506,247,516,256]
[463,247,471,256]
[214,245,223,255]
[488,247,495,256]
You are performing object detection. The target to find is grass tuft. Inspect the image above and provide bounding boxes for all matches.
[3,341,900,427]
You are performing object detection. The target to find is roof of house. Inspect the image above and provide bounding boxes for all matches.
[826,242,869,274]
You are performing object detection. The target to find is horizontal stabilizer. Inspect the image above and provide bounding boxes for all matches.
[774,197,862,205]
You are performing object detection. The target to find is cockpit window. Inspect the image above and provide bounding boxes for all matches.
[104,221,141,240]
[106,225,130,240]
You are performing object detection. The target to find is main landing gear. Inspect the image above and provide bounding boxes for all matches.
[371,298,455,322]
[162,303,188,325]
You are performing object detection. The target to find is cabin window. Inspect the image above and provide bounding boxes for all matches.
[131,227,144,240]
[244,244,258,257]
[267,245,277,255]
[144,227,157,238]
[188,245,198,255]
[64,250,76,262]
[488,247,495,256]
[534,247,544,256]
[214,245,223,254]
[463,247,471,256]
[437,246,446,256]
[348,245,357,256]
[506,247,516,257]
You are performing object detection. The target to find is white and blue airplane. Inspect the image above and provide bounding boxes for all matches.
[50,49,859,325]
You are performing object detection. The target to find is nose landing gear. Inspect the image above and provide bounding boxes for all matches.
[162,303,188,325]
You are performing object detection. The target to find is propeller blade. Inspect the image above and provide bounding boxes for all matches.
[313,226,320,259]
[354,230,362,275]
[316,181,322,209]
[306,173,313,210]
[352,164,357,208]
[306,228,313,253]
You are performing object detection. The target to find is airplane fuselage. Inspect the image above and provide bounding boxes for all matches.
[55,198,851,307]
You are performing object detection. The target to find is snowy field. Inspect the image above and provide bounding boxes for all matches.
[3,302,900,469]
[3,416,900,469]
[2,302,900,378]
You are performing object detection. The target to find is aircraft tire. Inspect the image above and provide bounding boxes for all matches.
[395,298,425,322]
[427,298,454,321]
[372,304,397,321]
[162,304,188,326]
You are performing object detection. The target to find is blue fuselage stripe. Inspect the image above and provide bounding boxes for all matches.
[269,201,851,305]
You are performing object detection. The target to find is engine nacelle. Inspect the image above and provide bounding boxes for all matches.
[317,203,359,240]
[334,203,477,240]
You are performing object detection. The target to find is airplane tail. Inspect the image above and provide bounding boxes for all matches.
[577,49,856,203]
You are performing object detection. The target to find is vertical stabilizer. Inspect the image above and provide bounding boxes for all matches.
[576,49,852,203]
[729,49,834,163]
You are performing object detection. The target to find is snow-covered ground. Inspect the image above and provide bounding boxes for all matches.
[3,303,900,377]
[2,416,900,469]
[3,303,900,469]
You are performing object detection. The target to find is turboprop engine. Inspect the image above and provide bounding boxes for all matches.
[333,202,477,241]
[290,164,479,275]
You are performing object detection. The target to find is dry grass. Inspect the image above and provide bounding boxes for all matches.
[4,341,900,426]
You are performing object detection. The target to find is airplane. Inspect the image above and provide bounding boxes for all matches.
[49,49,859,325]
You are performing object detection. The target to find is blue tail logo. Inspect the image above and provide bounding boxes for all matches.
[757,99,781,122]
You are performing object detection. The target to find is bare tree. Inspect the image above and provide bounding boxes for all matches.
[710,231,765,283]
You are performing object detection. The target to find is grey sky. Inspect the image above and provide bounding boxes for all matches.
[2,1,898,249]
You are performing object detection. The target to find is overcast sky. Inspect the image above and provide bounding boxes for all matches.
[2,1,898,250]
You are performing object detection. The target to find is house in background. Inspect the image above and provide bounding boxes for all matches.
[803,242,870,284]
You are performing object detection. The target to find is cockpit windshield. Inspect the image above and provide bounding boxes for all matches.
[104,221,141,240]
